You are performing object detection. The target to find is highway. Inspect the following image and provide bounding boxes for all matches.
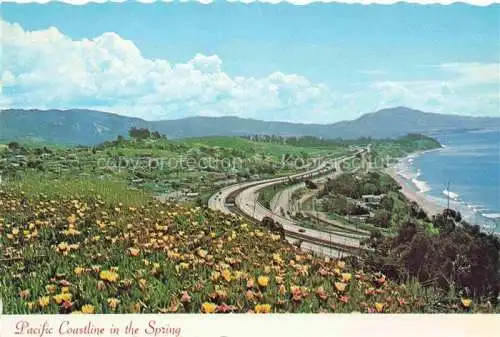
[208,149,367,257]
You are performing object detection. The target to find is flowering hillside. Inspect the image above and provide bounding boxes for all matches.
[0,188,491,314]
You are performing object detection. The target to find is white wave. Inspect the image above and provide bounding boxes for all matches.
[443,189,460,200]
[466,203,488,213]
[481,213,500,219]
[468,128,500,134]
[412,178,431,193]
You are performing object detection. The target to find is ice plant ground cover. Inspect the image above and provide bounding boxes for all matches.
[0,188,495,314]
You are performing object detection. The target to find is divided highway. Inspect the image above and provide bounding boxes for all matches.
[208,150,367,257]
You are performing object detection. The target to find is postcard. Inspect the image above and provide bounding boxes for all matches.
[0,1,498,336]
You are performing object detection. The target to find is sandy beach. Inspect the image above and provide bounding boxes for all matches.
[386,167,443,217]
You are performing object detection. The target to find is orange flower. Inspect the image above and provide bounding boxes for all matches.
[180,291,192,303]
[291,287,303,302]
[246,278,255,289]
[315,287,329,301]
[128,248,140,256]
[374,273,386,286]
[245,290,255,302]
[19,289,30,300]
[339,295,350,303]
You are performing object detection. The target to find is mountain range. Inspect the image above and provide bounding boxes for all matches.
[1,107,499,145]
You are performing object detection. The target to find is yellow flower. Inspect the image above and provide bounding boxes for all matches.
[334,282,347,293]
[81,304,95,314]
[61,287,70,294]
[461,298,472,308]
[107,298,120,311]
[341,273,352,283]
[197,249,208,258]
[45,284,56,294]
[99,270,119,282]
[57,241,69,252]
[38,296,50,308]
[337,260,346,269]
[74,267,84,275]
[254,304,272,314]
[210,271,221,282]
[221,269,232,282]
[67,214,77,224]
[257,275,269,288]
[201,302,217,314]
[375,302,384,313]
[130,302,141,313]
[53,293,72,304]
[177,262,190,271]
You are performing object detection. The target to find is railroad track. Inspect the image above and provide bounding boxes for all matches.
[226,198,358,256]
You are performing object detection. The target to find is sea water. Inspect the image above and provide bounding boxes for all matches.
[395,128,500,232]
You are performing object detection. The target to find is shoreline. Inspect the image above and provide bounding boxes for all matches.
[387,148,500,234]
[386,147,445,217]
[386,166,443,217]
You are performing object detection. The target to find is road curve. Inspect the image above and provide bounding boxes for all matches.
[208,150,365,257]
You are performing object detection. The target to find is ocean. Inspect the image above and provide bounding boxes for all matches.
[394,128,500,232]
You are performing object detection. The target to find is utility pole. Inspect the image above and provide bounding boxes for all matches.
[445,180,451,211]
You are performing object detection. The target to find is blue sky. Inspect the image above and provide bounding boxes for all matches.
[1,2,499,122]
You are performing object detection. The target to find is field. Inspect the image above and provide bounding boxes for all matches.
[0,187,490,314]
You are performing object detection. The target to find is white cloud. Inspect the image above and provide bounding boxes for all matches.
[2,0,498,5]
[0,20,339,122]
[1,20,498,123]
[439,63,499,86]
